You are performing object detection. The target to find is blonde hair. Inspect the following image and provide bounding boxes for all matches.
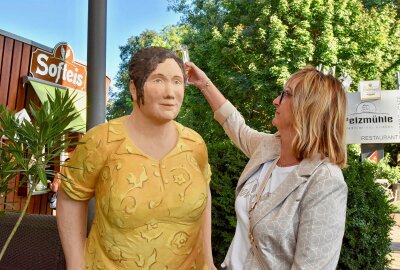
[288,66,347,168]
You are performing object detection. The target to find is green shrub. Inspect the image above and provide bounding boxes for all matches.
[376,154,400,185]
[207,141,395,268]
[337,147,395,269]
[391,201,400,213]
[208,139,246,264]
[176,94,242,264]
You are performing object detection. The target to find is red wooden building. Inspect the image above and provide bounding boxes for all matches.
[0,29,110,215]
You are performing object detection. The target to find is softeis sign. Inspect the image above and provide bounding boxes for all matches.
[30,43,87,91]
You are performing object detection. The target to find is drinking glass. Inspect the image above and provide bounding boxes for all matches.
[175,44,190,63]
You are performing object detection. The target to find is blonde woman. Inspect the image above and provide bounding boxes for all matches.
[186,63,348,270]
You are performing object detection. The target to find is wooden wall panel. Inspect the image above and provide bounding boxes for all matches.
[7,40,22,111]
[13,178,22,210]
[4,175,20,211]
[19,196,27,213]
[33,195,42,214]
[0,35,4,76]
[4,178,16,210]
[16,44,32,111]
[0,181,4,211]
[0,37,13,106]
[27,193,35,213]
[40,194,48,214]
[0,33,92,215]
[0,39,52,214]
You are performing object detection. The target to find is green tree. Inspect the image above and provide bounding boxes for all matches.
[169,0,400,265]
[107,25,189,120]
[363,0,400,13]
[338,146,395,269]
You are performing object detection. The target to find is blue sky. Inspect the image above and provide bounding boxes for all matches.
[0,0,181,90]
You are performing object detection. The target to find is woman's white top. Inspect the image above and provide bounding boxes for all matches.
[222,161,298,269]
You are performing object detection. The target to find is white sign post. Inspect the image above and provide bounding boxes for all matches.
[359,80,381,100]
[346,90,400,144]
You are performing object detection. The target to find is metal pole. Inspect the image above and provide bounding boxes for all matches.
[87,0,107,233]
[87,0,107,129]
[397,72,400,90]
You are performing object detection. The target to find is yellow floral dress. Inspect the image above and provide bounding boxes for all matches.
[62,116,211,269]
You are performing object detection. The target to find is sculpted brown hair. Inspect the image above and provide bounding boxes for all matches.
[128,46,186,106]
[288,66,347,168]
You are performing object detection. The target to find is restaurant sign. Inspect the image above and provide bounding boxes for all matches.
[346,90,400,144]
[30,43,87,91]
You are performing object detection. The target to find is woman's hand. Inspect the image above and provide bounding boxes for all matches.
[184,62,210,90]
[185,61,227,111]
[50,173,61,192]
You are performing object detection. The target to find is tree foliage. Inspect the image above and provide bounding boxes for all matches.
[167,0,400,265]
[363,0,400,13]
[339,146,395,269]
[109,0,399,266]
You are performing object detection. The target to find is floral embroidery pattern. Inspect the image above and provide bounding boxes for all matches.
[140,230,163,243]
[149,199,162,209]
[173,174,186,185]
[120,196,136,214]
[116,162,122,170]
[100,166,111,182]
[127,166,148,188]
[171,232,190,249]
[85,161,95,173]
[135,249,157,269]
[63,117,210,269]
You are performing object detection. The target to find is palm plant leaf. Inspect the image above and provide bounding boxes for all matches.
[0,88,83,260]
